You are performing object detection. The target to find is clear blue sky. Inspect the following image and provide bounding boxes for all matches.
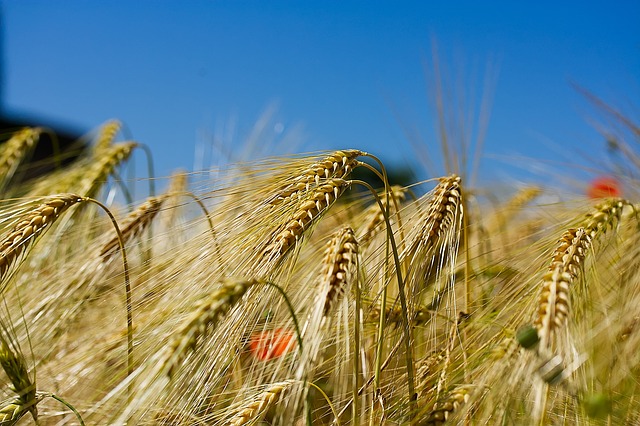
[2,1,639,185]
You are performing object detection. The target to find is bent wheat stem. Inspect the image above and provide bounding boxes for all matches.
[47,393,86,426]
[350,179,416,416]
[82,197,133,377]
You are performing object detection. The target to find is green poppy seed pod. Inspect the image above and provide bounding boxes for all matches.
[583,393,611,418]
[516,325,539,349]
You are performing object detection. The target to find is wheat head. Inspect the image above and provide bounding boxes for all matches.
[80,142,137,197]
[162,278,256,377]
[93,119,122,154]
[100,195,167,259]
[0,128,41,185]
[0,194,83,284]
[262,178,351,261]
[228,380,294,426]
[321,227,358,317]
[267,150,361,206]
[535,227,591,349]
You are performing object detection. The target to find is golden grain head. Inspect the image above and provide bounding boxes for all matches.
[535,228,591,346]
[0,194,83,282]
[228,381,293,426]
[263,178,351,259]
[164,278,256,377]
[267,150,361,206]
[99,195,167,259]
[93,119,122,154]
[321,226,358,317]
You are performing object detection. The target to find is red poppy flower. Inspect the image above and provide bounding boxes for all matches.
[248,328,296,360]
[587,176,621,199]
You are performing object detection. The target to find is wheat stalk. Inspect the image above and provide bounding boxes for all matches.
[0,194,83,285]
[228,380,294,426]
[0,128,41,185]
[100,195,167,259]
[358,185,407,246]
[321,227,358,317]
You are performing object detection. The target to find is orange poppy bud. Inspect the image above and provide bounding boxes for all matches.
[248,328,296,360]
[587,176,621,199]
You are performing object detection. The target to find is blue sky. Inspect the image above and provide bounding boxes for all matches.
[2,1,639,187]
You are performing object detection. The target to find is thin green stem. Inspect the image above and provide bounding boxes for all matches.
[353,260,361,426]
[49,393,85,426]
[82,197,133,377]
[262,281,303,353]
[138,143,156,197]
[350,179,416,418]
[174,191,223,275]
[110,169,134,208]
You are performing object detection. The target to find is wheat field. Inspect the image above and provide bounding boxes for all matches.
[0,101,638,425]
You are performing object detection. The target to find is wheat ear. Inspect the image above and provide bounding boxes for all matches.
[0,398,28,426]
[162,170,189,228]
[0,394,46,426]
[414,175,462,251]
[0,128,41,184]
[80,142,137,197]
[0,318,53,424]
[100,195,167,259]
[535,199,626,349]
[583,198,625,238]
[267,150,361,206]
[0,194,84,285]
[321,227,358,317]
[93,119,121,154]
[422,385,471,425]
[0,340,34,403]
[162,278,256,377]
[368,305,431,326]
[535,227,592,349]
[262,178,351,260]
[228,380,294,426]
[493,186,542,229]
[0,194,134,376]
